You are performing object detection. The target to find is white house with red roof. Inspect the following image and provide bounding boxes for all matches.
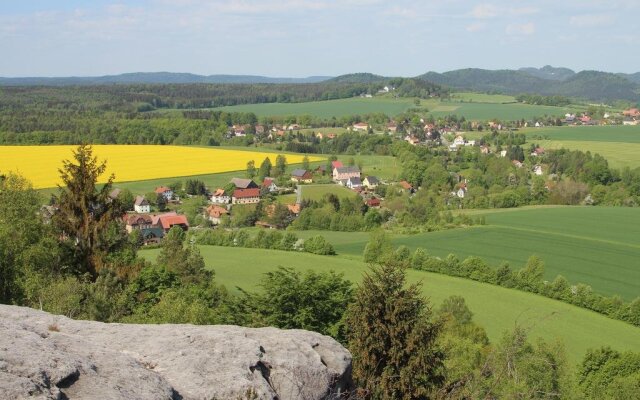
[155,186,173,201]
[351,122,369,131]
[210,188,231,204]
[262,178,279,193]
[205,205,229,225]
[232,188,261,204]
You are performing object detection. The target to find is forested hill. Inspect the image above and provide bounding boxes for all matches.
[0,72,332,86]
[418,68,640,102]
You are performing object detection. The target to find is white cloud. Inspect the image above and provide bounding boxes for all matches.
[506,22,535,35]
[509,7,539,16]
[471,4,499,19]
[569,14,615,27]
[466,22,487,32]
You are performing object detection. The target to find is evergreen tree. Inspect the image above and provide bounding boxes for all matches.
[246,159,256,179]
[258,157,272,180]
[53,145,128,279]
[345,260,445,399]
[274,154,287,177]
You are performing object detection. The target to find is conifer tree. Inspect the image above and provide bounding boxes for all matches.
[53,145,127,279]
[345,260,445,399]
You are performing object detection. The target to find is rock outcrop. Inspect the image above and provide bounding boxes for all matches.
[0,305,352,400]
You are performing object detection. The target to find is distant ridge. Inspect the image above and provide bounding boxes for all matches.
[326,73,388,83]
[0,72,333,86]
[417,67,640,102]
[1,67,638,102]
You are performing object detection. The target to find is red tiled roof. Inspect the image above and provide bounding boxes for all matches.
[206,205,228,218]
[233,188,260,199]
[331,161,343,168]
[124,214,152,225]
[151,212,177,226]
[159,214,189,230]
[213,188,225,196]
[399,180,413,190]
[262,178,274,187]
[366,198,381,207]
[155,186,171,194]
[287,204,301,214]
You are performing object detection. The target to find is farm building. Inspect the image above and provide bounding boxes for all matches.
[155,186,173,201]
[333,166,360,182]
[205,205,229,225]
[262,177,279,193]
[232,188,261,205]
[134,196,150,213]
[231,178,258,189]
[210,188,231,204]
[290,169,313,184]
[363,176,379,189]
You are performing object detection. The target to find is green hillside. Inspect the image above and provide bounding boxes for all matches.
[296,207,640,300]
[141,245,640,363]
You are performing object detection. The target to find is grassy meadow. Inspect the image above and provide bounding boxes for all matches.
[521,125,640,169]
[215,97,416,118]
[0,145,323,189]
[140,245,640,364]
[295,207,640,300]
[300,184,356,201]
[212,95,572,120]
[428,101,573,120]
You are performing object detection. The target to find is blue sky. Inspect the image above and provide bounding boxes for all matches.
[1,0,638,77]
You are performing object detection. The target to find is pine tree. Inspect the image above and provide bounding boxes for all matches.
[53,145,127,279]
[345,260,445,399]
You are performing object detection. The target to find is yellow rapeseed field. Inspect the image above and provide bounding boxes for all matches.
[0,145,323,189]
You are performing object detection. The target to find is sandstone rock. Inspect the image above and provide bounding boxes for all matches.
[0,305,352,400]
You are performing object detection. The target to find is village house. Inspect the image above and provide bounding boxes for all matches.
[365,197,381,208]
[399,180,415,194]
[387,122,398,133]
[134,196,150,213]
[534,165,544,176]
[333,166,361,182]
[623,118,639,126]
[290,169,313,184]
[404,135,420,146]
[108,188,121,201]
[231,178,259,189]
[205,205,228,225]
[155,186,173,201]
[262,177,279,193]
[623,108,640,118]
[351,122,369,132]
[346,176,362,189]
[530,147,545,157]
[210,188,231,204]
[363,176,379,189]
[124,214,164,245]
[255,124,265,135]
[287,203,301,216]
[453,135,465,146]
[157,213,189,233]
[331,160,344,169]
[512,160,523,168]
[232,188,261,205]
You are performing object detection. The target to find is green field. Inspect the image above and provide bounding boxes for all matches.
[215,97,416,118]
[296,207,640,300]
[429,102,573,121]
[523,125,640,143]
[449,92,518,103]
[300,184,356,201]
[140,245,640,363]
[522,125,640,169]
[537,140,640,169]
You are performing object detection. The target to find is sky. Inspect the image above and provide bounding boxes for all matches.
[1,0,638,77]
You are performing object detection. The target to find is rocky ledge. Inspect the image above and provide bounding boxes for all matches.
[0,305,352,400]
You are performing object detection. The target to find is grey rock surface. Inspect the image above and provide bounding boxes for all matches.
[0,305,352,400]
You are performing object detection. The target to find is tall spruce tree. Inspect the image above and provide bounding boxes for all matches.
[345,260,445,399]
[53,145,127,279]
